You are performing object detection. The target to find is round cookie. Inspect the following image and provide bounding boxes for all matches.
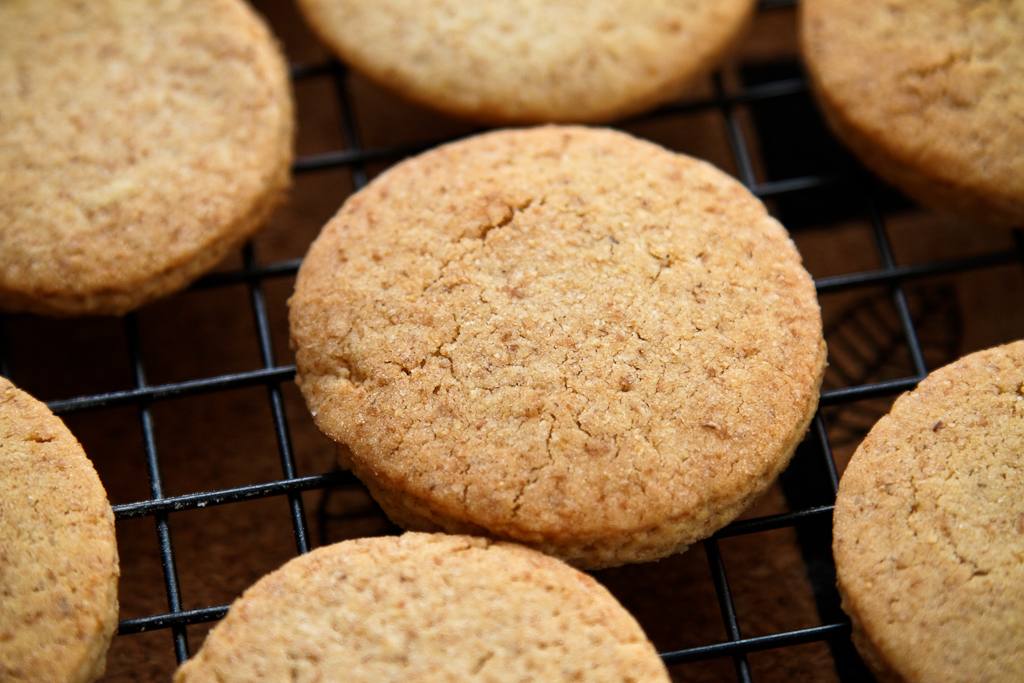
[833,341,1024,683]
[0,377,120,683]
[294,0,755,124]
[173,532,671,683]
[800,0,1024,226]
[0,0,294,316]
[289,125,827,569]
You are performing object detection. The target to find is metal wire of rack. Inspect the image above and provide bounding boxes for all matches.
[2,1,1023,681]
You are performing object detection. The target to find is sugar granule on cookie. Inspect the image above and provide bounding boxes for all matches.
[294,0,756,124]
[834,340,1024,683]
[173,533,672,683]
[0,377,120,683]
[289,125,827,569]
[800,0,1024,226]
[0,0,294,316]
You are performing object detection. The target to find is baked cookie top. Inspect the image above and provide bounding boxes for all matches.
[0,0,294,316]
[833,341,1024,683]
[801,0,1024,226]
[290,126,826,569]
[173,533,671,683]
[294,0,755,124]
[0,377,120,683]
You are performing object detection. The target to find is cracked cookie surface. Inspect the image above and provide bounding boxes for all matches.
[173,532,671,682]
[0,0,293,315]
[294,0,755,124]
[833,340,1024,683]
[800,0,1024,226]
[0,377,119,683]
[289,125,826,569]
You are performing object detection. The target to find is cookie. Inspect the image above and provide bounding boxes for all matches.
[800,0,1024,226]
[173,532,671,682]
[0,0,294,316]
[289,125,827,569]
[294,0,755,124]
[833,341,1024,683]
[0,377,120,683]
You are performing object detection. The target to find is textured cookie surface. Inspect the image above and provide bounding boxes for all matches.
[0,377,120,683]
[290,126,826,569]
[294,0,754,124]
[801,0,1024,226]
[833,341,1024,683]
[0,0,294,316]
[173,533,671,682]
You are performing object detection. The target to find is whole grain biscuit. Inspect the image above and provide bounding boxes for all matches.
[173,532,671,683]
[833,341,1024,683]
[800,0,1024,226]
[289,125,827,569]
[294,0,755,124]
[0,0,294,316]
[0,377,120,683]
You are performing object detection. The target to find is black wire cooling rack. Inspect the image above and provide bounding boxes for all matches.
[2,1,1023,681]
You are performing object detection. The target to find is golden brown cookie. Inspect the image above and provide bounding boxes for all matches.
[294,0,755,124]
[0,0,294,316]
[833,341,1024,683]
[289,125,827,569]
[173,532,671,683]
[0,377,120,683]
[800,0,1024,226]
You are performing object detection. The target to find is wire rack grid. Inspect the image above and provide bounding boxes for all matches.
[2,1,1023,681]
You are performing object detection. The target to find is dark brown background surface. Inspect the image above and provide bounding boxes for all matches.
[3,2,1023,681]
